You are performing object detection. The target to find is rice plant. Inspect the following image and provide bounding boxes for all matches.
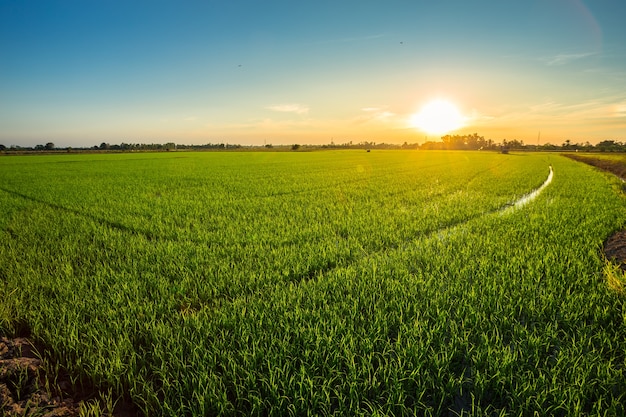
[1,150,625,415]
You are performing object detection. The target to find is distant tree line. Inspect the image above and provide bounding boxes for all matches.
[421,133,497,150]
[95,142,179,151]
[2,137,626,153]
[419,135,626,152]
[0,142,57,151]
[0,141,243,153]
[318,140,421,150]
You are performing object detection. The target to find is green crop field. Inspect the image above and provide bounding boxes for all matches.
[2,150,626,416]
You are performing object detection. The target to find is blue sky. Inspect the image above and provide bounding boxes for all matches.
[1,0,626,147]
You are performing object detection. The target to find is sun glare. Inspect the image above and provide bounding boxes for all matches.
[411,99,466,135]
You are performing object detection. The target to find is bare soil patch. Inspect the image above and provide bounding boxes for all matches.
[0,337,137,416]
[1,337,80,416]
[604,230,626,269]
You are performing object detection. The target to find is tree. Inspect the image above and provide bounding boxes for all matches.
[441,134,465,149]
[420,141,444,150]
[441,133,487,150]
[465,133,486,149]
[596,140,623,152]
[45,142,55,150]
[506,139,524,149]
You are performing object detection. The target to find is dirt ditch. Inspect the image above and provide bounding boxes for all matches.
[564,153,626,181]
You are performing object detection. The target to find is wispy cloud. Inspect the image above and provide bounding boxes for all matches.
[467,109,496,124]
[486,95,626,131]
[543,52,596,66]
[583,66,626,83]
[529,98,625,119]
[613,103,626,118]
[266,104,309,114]
[353,106,395,124]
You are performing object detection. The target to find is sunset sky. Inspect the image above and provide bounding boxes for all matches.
[2,0,626,147]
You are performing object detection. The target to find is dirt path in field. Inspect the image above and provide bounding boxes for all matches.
[0,337,137,416]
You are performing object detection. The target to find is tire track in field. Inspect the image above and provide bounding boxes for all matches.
[1,166,555,315]
[501,165,553,212]
[197,165,556,313]
[215,163,554,304]
[0,186,160,241]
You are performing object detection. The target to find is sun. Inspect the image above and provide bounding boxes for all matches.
[410,99,466,135]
